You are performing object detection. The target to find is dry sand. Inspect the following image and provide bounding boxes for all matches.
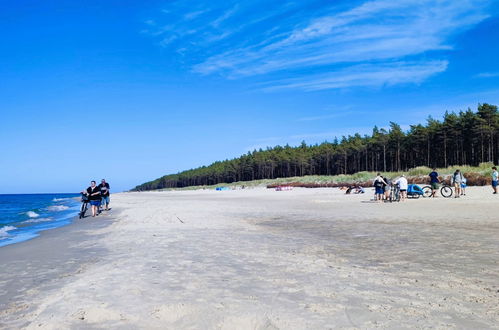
[1,187,499,329]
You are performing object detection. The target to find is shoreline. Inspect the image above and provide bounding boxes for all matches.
[0,194,81,248]
[1,188,498,328]
[0,211,116,327]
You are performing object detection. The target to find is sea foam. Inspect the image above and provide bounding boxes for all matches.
[0,226,17,237]
[26,211,40,218]
[52,198,70,202]
[46,205,69,211]
[25,217,53,223]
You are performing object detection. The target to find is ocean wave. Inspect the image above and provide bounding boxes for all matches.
[46,205,69,211]
[52,197,71,202]
[0,225,17,237]
[25,217,53,223]
[26,211,40,218]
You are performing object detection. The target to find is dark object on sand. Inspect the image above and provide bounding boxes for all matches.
[79,193,89,219]
[345,186,364,194]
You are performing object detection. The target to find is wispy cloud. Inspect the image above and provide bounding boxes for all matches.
[475,72,499,78]
[184,9,209,20]
[143,0,492,91]
[263,61,448,91]
[297,108,357,122]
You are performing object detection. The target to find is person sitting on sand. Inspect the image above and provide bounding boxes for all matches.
[373,173,387,202]
[428,168,440,198]
[452,169,463,198]
[86,181,102,217]
[492,167,498,194]
[394,175,408,201]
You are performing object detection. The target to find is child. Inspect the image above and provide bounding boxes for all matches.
[461,176,467,196]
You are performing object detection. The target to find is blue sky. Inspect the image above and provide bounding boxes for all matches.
[1,0,499,193]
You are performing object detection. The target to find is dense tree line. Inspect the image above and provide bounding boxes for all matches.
[134,104,499,190]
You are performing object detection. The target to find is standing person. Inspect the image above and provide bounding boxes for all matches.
[86,181,101,217]
[373,173,387,203]
[461,175,467,196]
[492,167,498,194]
[452,169,463,198]
[428,168,440,198]
[384,177,392,201]
[395,175,408,201]
[98,179,111,211]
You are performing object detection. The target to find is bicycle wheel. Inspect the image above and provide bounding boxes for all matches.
[79,203,87,218]
[440,186,453,198]
[422,186,432,198]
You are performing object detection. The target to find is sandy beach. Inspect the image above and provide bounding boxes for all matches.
[1,187,499,329]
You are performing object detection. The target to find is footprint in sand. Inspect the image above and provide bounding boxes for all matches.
[151,303,196,322]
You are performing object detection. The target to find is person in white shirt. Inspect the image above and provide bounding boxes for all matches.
[395,175,408,201]
[492,166,498,194]
[452,169,463,198]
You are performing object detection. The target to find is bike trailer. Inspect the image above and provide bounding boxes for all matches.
[407,184,424,196]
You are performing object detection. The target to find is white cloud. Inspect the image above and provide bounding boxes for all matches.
[194,0,488,78]
[263,61,448,91]
[184,10,209,20]
[145,0,492,91]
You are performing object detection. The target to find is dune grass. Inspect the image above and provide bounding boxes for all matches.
[153,162,495,191]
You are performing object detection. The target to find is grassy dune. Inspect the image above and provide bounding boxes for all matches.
[150,163,495,191]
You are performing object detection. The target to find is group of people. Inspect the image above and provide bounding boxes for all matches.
[373,173,408,202]
[429,168,467,198]
[373,165,499,202]
[83,179,111,217]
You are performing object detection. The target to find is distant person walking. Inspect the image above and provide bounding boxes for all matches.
[428,168,440,197]
[452,170,463,198]
[373,173,387,203]
[492,167,498,194]
[98,179,111,211]
[395,175,408,201]
[86,181,102,217]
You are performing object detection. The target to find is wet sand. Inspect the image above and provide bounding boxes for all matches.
[1,187,498,329]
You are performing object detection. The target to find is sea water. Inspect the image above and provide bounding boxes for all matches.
[0,194,80,247]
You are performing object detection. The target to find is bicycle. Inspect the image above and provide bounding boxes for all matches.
[79,193,89,219]
[387,183,400,202]
[422,182,453,198]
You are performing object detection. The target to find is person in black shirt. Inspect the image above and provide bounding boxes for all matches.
[428,168,440,198]
[98,179,111,211]
[86,181,101,217]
